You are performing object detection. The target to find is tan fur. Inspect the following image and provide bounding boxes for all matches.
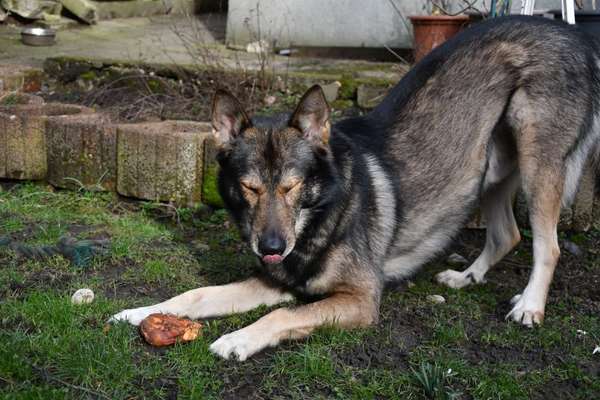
[209,285,378,361]
[109,278,294,326]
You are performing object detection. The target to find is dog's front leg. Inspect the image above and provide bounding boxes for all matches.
[209,289,379,361]
[110,277,293,325]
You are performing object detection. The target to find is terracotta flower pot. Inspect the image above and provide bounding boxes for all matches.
[409,15,470,62]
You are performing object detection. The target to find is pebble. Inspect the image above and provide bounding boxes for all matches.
[426,294,446,304]
[446,253,468,266]
[562,240,583,258]
[71,288,94,305]
[264,95,277,106]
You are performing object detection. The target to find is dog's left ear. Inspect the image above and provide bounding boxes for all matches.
[211,89,251,148]
[289,85,331,146]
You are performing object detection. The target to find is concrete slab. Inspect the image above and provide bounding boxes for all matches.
[0,100,93,180]
[116,120,211,206]
[46,113,117,191]
[0,14,404,84]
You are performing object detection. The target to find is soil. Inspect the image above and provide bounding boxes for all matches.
[42,71,242,123]
[39,62,365,125]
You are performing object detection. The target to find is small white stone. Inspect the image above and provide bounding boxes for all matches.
[407,280,416,288]
[264,95,277,106]
[447,253,468,266]
[426,294,446,304]
[246,39,270,54]
[593,346,600,355]
[71,288,94,305]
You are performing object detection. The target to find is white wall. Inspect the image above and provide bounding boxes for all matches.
[225,0,589,49]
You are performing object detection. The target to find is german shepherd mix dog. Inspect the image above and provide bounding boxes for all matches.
[112,16,600,360]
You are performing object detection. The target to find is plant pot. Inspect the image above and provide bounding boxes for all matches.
[409,15,470,62]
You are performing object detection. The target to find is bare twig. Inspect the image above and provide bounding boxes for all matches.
[383,44,410,65]
[385,0,413,38]
[430,0,481,16]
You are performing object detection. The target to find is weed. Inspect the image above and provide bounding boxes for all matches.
[410,361,460,400]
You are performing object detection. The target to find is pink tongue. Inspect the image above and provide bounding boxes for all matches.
[262,254,283,264]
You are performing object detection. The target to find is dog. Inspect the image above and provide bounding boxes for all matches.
[111,16,600,360]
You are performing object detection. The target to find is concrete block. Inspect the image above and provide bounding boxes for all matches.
[357,84,389,109]
[46,113,117,191]
[93,0,194,19]
[116,120,212,206]
[320,81,341,103]
[94,0,167,19]
[60,0,98,24]
[0,99,92,180]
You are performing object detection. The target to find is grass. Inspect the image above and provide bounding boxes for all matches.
[1,182,599,399]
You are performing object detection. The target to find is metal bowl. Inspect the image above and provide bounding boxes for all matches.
[21,27,56,46]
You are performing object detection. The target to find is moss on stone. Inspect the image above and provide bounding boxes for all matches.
[79,70,97,81]
[147,78,163,93]
[338,75,359,100]
[202,163,224,208]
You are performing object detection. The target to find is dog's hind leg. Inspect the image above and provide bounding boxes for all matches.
[503,86,570,326]
[436,172,521,289]
[506,166,563,326]
[110,277,294,325]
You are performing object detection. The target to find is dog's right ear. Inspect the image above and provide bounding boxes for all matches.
[211,89,251,148]
[289,85,331,147]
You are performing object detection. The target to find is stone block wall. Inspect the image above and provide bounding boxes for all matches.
[0,90,597,230]
[0,95,215,207]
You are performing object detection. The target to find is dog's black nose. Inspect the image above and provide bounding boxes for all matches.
[258,233,286,255]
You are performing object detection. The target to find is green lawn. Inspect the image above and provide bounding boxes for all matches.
[1,183,598,399]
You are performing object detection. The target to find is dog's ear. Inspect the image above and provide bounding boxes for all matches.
[211,89,251,148]
[289,85,331,146]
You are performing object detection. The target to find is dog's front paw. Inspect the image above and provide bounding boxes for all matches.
[109,306,156,326]
[209,328,267,361]
[435,269,482,289]
[506,294,544,327]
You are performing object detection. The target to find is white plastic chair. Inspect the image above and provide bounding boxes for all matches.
[520,0,576,24]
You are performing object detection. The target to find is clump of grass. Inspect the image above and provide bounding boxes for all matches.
[410,361,459,400]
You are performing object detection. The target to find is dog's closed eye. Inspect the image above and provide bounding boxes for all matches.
[278,179,302,195]
[240,181,264,195]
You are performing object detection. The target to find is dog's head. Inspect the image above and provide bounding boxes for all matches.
[211,85,336,266]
